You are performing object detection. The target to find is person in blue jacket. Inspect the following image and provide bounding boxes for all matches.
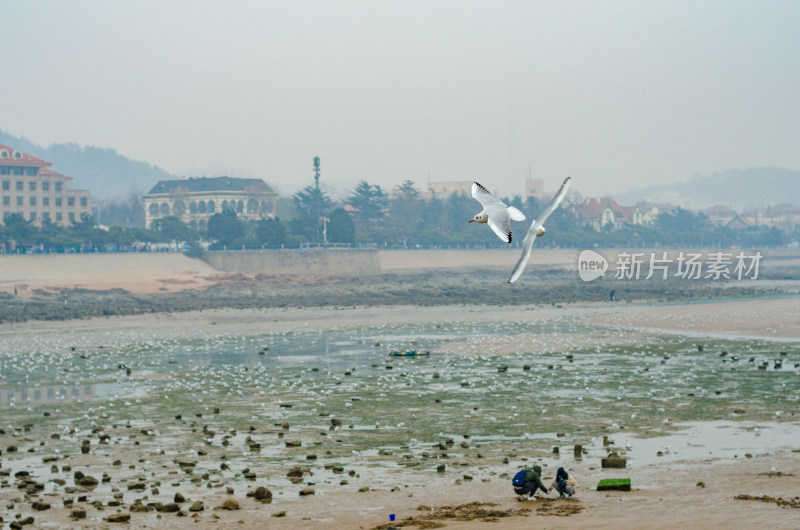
[512,465,549,498]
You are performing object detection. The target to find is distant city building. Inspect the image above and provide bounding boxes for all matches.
[0,143,92,227]
[144,176,278,230]
[572,197,648,231]
[525,177,544,198]
[426,180,473,199]
[741,204,800,231]
[699,204,738,227]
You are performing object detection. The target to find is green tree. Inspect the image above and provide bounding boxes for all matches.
[151,216,195,243]
[255,217,287,246]
[388,180,423,244]
[207,209,244,246]
[291,185,333,242]
[293,185,333,221]
[327,208,355,244]
[348,180,388,228]
[656,207,711,233]
[2,213,38,245]
[67,213,104,249]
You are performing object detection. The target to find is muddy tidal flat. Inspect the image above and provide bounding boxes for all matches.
[1,297,799,529]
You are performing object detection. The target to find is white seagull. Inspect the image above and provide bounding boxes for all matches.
[508,176,572,283]
[469,182,526,243]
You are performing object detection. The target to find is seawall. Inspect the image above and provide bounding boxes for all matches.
[200,249,381,277]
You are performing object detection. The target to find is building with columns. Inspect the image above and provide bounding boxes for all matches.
[144,176,278,231]
[0,143,92,227]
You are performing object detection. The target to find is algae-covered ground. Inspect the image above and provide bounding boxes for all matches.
[1,308,799,527]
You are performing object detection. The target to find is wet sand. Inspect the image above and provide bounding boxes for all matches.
[1,298,799,528]
[4,296,796,349]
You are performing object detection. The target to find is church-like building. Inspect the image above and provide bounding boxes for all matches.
[144,176,278,231]
[0,143,92,227]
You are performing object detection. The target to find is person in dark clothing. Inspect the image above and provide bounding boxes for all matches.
[549,466,577,498]
[512,465,549,498]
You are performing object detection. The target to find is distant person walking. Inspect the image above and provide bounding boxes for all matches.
[549,467,577,498]
[14,284,17,296]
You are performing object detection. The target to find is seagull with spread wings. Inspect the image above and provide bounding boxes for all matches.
[508,176,572,283]
[469,182,526,243]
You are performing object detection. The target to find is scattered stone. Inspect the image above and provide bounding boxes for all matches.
[287,466,305,478]
[601,453,627,469]
[71,508,86,519]
[77,476,99,487]
[189,501,204,512]
[174,493,185,503]
[252,486,272,503]
[161,503,180,513]
[220,498,239,510]
[31,501,50,511]
[106,513,131,523]
[299,487,315,496]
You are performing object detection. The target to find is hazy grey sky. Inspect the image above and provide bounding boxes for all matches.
[2,0,798,198]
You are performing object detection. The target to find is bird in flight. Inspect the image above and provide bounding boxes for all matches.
[470,182,526,243]
[508,176,572,283]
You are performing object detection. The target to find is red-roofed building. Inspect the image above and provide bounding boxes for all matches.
[740,204,800,231]
[572,197,647,231]
[699,204,737,227]
[1,144,92,227]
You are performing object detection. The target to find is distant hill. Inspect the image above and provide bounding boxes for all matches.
[616,167,800,209]
[0,130,176,199]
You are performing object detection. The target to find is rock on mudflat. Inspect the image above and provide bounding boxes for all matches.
[601,454,627,468]
[189,501,204,512]
[106,513,131,523]
[9,516,34,528]
[220,498,239,510]
[247,486,272,503]
[299,487,315,496]
[77,476,99,487]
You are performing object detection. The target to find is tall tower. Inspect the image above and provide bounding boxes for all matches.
[313,156,321,191]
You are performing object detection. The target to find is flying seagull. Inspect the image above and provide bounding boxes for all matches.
[508,176,572,283]
[470,182,526,243]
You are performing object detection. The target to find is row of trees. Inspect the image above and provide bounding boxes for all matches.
[2,179,796,252]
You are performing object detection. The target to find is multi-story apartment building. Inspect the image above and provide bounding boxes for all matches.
[0,144,92,227]
[144,176,278,231]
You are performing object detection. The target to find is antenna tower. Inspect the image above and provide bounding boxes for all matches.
[313,156,321,190]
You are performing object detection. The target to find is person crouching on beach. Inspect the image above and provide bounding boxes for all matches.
[549,466,577,498]
[512,465,549,499]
